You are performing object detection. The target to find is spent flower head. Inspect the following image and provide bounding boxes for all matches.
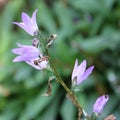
[72,59,94,86]
[26,57,48,70]
[13,9,38,36]
[93,95,109,115]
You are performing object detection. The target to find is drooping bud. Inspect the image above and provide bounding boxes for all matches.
[93,95,109,115]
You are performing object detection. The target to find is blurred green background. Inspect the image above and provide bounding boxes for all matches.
[0,0,120,120]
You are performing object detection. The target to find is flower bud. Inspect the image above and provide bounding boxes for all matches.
[32,38,40,47]
[93,95,109,115]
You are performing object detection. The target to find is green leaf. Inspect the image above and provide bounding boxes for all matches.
[19,83,59,120]
[60,99,76,120]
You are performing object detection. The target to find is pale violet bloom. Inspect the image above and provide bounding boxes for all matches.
[13,9,38,36]
[93,95,109,115]
[12,43,48,70]
[72,59,94,85]
[12,43,40,62]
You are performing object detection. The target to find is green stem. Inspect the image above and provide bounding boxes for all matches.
[48,55,83,119]
[38,32,83,119]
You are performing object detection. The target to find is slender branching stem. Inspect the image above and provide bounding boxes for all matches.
[48,55,83,119]
[38,32,83,120]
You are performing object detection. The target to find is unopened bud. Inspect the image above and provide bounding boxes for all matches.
[93,95,109,115]
[33,30,39,36]
[32,38,40,47]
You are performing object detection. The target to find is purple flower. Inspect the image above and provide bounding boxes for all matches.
[12,9,38,36]
[12,43,40,62]
[12,43,48,70]
[72,59,94,85]
[93,95,109,115]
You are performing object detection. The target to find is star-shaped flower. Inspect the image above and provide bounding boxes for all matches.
[12,9,38,36]
[12,43,48,70]
[12,43,40,62]
[72,59,94,85]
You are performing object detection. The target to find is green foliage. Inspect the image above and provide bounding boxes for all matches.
[0,0,120,119]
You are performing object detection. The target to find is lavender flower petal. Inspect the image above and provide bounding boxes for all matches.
[77,66,94,84]
[12,47,39,55]
[12,52,40,62]
[93,95,109,114]
[12,43,40,62]
[12,43,40,55]
[13,22,34,36]
[72,59,78,81]
[12,22,27,32]
[77,60,86,81]
[72,59,86,81]
[31,9,38,30]
[21,12,31,25]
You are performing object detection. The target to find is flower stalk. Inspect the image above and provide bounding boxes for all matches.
[49,56,83,119]
[12,9,110,120]
[38,33,83,120]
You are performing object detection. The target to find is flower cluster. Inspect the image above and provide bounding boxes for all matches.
[71,59,109,115]
[12,9,110,119]
[12,10,48,70]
